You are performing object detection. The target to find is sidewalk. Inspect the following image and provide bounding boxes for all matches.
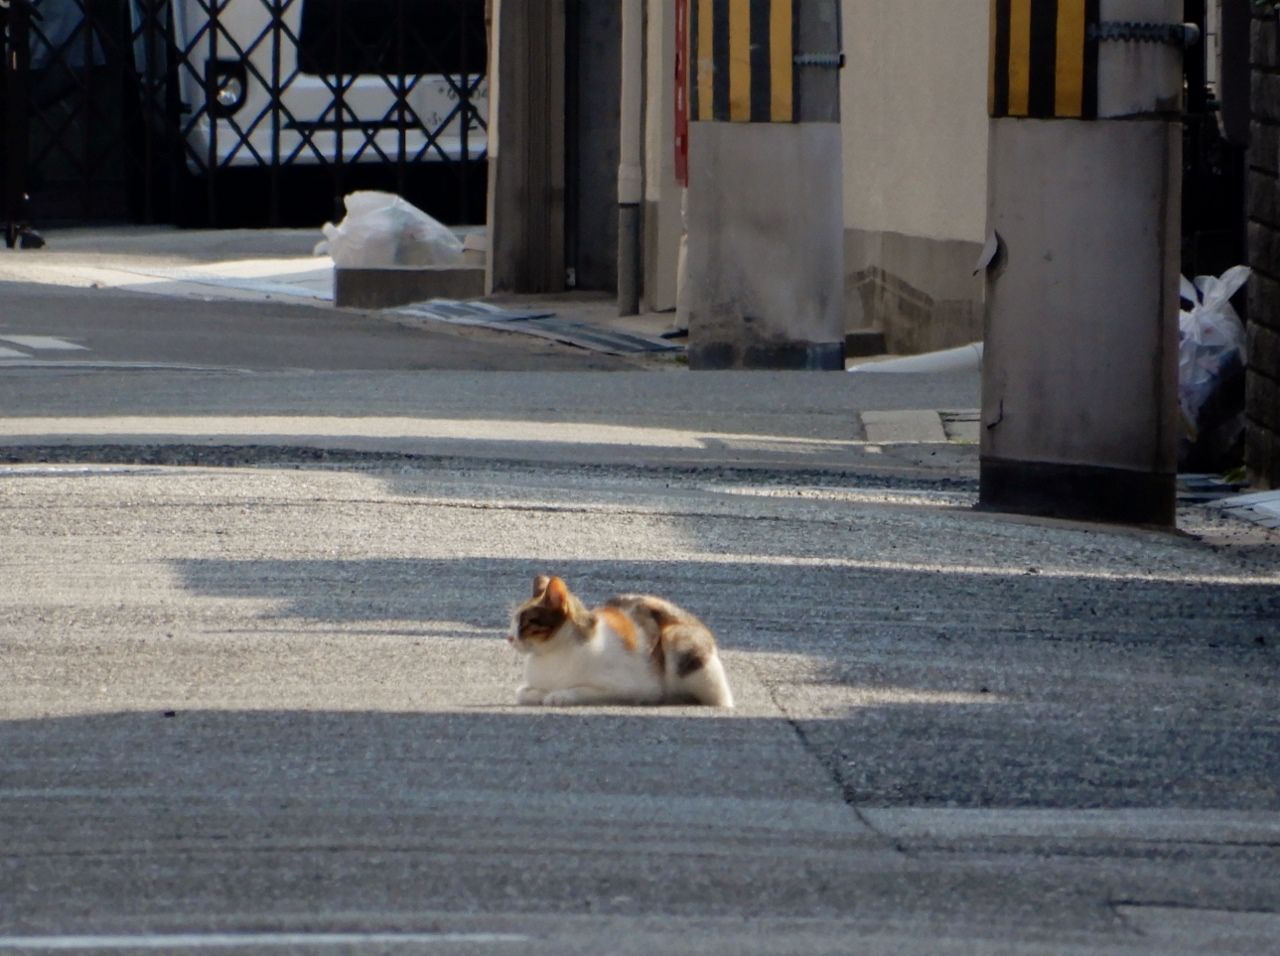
[0,225,685,357]
[0,224,982,451]
[0,224,979,371]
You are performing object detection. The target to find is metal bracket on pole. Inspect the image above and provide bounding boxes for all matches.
[1088,21,1202,47]
[793,52,845,68]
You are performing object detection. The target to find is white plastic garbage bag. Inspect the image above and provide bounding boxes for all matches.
[1178,265,1251,467]
[314,191,463,268]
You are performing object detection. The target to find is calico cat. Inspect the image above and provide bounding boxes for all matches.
[508,575,734,708]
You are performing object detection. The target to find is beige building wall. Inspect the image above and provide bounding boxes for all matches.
[840,0,990,354]
[587,0,991,336]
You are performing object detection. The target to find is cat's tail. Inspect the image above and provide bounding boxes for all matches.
[687,651,734,708]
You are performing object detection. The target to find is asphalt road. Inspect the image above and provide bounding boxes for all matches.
[2,459,1278,955]
[0,279,982,479]
[2,264,1278,953]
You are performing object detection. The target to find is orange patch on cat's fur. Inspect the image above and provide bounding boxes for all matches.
[595,606,639,652]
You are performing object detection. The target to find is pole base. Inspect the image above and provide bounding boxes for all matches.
[979,457,1176,527]
[688,340,845,371]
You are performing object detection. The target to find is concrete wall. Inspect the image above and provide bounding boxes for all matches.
[1247,9,1280,487]
[839,0,990,354]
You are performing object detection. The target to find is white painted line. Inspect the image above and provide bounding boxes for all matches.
[0,360,252,373]
[0,346,29,359]
[0,932,528,950]
[0,335,88,351]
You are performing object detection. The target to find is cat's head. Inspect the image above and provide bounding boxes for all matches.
[508,574,587,654]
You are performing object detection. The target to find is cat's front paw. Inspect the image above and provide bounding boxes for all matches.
[541,689,585,707]
[516,686,546,706]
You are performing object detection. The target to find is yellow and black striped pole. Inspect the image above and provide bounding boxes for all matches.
[989,0,1099,119]
[683,0,845,370]
[690,0,795,123]
[981,0,1186,524]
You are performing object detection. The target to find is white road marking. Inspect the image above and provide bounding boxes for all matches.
[0,346,28,358]
[0,359,250,372]
[0,335,88,351]
[0,932,528,950]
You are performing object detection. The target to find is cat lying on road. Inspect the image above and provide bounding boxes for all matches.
[508,575,734,708]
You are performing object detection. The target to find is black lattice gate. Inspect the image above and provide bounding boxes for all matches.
[3,0,487,242]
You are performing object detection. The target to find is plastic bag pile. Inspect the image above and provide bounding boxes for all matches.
[315,191,463,269]
[1178,265,1251,470]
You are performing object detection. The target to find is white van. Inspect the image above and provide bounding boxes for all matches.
[169,0,488,170]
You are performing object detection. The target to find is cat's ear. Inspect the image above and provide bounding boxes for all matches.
[544,576,569,610]
[533,574,550,597]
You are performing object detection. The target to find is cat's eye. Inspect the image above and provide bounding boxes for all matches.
[521,609,558,629]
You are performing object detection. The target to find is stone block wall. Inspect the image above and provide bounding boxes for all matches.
[1248,9,1280,487]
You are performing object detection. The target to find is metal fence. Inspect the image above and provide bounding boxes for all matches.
[3,0,487,243]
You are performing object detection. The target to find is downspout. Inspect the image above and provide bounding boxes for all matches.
[617,0,644,315]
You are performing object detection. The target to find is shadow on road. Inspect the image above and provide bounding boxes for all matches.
[5,705,1280,938]
[169,555,1280,653]
[150,553,1280,815]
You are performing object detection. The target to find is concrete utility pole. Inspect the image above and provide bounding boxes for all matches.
[617,0,644,315]
[684,0,845,370]
[980,0,1187,525]
[485,0,566,295]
